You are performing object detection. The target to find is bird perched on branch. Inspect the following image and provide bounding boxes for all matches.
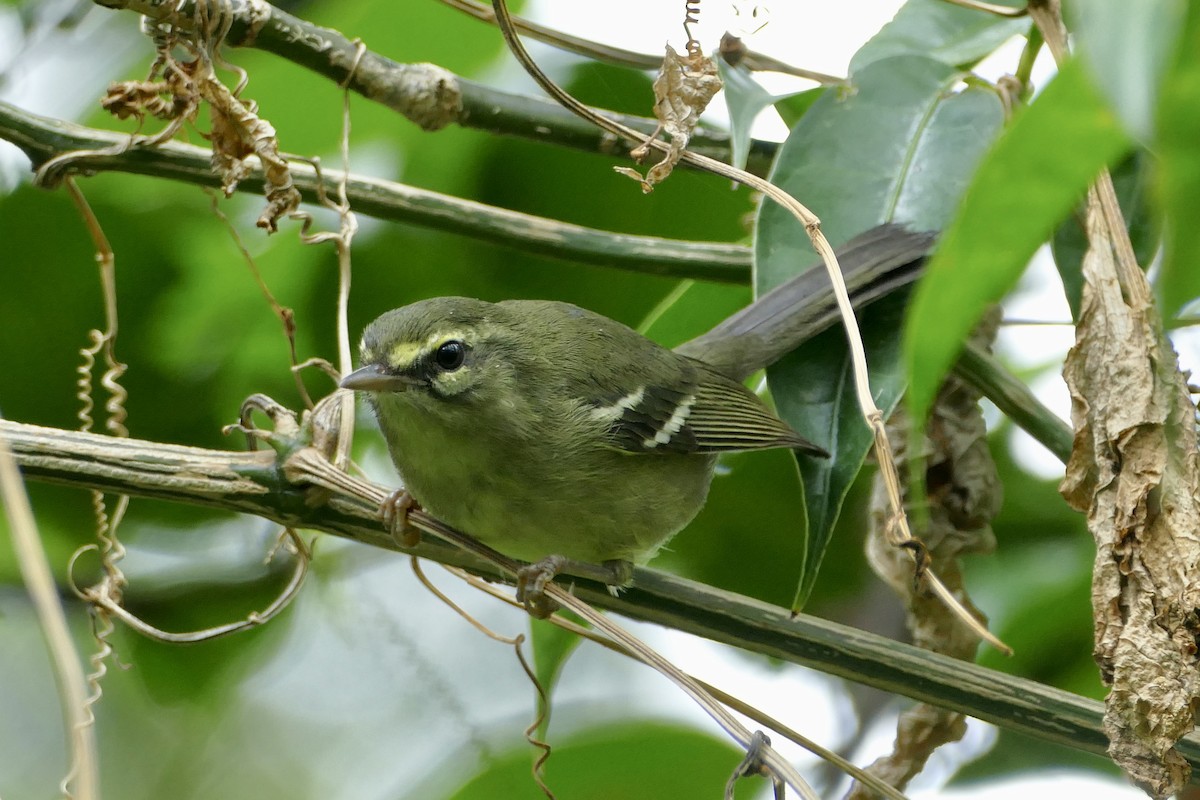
[341,225,934,607]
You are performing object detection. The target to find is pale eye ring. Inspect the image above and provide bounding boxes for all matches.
[434,340,466,371]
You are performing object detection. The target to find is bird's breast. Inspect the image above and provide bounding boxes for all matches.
[371,394,716,563]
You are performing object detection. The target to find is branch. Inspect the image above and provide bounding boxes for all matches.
[6,417,1196,769]
[0,100,748,283]
[90,0,779,177]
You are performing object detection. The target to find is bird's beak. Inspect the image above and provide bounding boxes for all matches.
[340,364,422,392]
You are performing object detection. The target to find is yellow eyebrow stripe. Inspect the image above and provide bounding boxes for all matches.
[387,330,470,368]
[387,342,423,367]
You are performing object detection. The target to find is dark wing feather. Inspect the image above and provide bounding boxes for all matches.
[597,367,828,457]
[542,300,828,458]
[687,378,827,455]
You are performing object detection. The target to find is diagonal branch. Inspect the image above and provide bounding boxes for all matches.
[6,415,1200,771]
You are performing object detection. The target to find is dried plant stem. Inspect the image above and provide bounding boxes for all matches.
[1026,2,1139,287]
[436,0,845,84]
[410,561,557,797]
[330,45,365,469]
[487,0,1005,654]
[558,591,820,799]
[448,565,912,800]
[0,422,100,800]
[206,192,316,408]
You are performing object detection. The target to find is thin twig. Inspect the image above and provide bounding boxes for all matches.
[205,190,316,408]
[447,565,912,800]
[411,561,557,798]
[79,530,311,643]
[436,0,845,84]
[0,419,100,800]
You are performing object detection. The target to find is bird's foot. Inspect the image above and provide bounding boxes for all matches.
[380,489,421,548]
[516,556,634,618]
[516,555,567,618]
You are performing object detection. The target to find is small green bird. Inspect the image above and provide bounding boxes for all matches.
[340,225,933,590]
[342,297,826,570]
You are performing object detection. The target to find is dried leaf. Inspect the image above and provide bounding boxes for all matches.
[101,36,299,233]
[1060,197,1200,798]
[201,76,300,232]
[101,76,198,124]
[618,44,722,191]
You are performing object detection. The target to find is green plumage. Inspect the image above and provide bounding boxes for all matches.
[345,297,825,565]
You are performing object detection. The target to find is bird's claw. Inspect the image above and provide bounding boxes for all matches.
[381,489,421,548]
[516,555,568,618]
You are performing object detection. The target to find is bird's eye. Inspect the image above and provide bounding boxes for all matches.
[434,340,466,371]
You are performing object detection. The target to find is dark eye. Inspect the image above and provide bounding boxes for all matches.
[434,340,466,371]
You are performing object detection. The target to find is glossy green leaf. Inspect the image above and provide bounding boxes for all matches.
[719,60,785,173]
[850,0,1029,75]
[1155,1,1200,318]
[774,87,828,130]
[1050,151,1160,320]
[1068,0,1185,143]
[449,722,743,800]
[756,55,1004,609]
[904,58,1131,426]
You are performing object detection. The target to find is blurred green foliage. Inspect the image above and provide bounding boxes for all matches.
[1,0,1190,798]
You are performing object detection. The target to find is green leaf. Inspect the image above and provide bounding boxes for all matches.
[850,0,1029,75]
[1155,1,1200,318]
[530,616,584,741]
[718,60,811,172]
[904,58,1132,426]
[756,55,1004,609]
[449,721,743,800]
[770,289,911,608]
[1050,151,1160,320]
[774,87,828,130]
[1068,0,1186,143]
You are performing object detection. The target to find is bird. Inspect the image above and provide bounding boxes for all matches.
[340,225,934,602]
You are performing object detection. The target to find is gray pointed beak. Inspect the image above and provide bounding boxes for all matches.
[340,364,421,392]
